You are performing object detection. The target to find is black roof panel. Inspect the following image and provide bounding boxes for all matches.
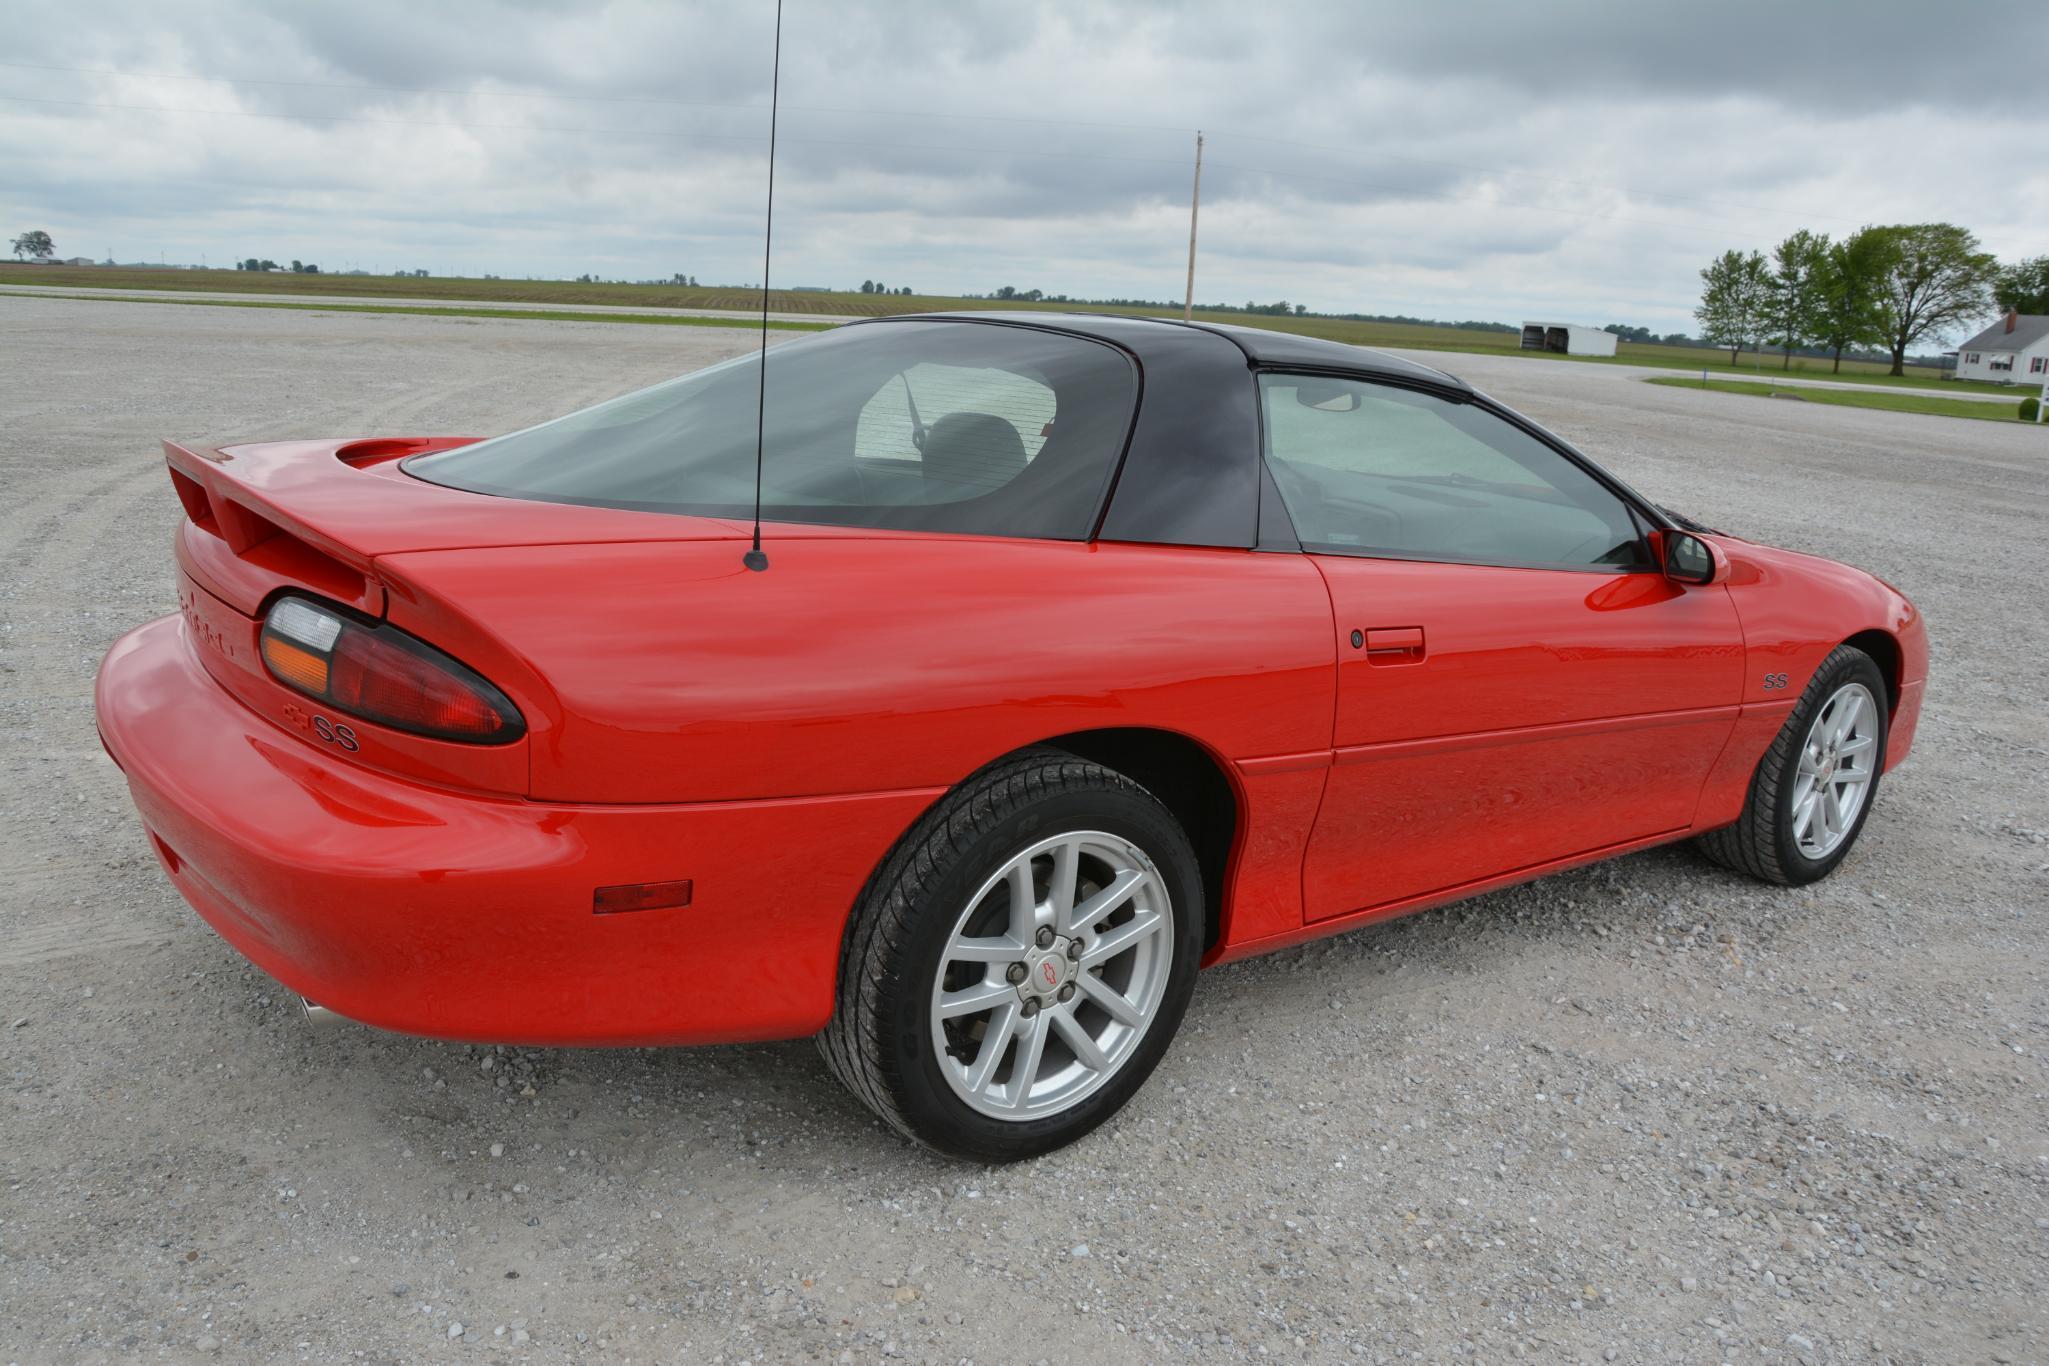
[1182,319,1469,390]
[860,311,1469,391]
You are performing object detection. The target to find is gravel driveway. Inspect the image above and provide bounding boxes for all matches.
[2,296,2043,1364]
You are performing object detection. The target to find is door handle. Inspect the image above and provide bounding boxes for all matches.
[1359,626,1425,664]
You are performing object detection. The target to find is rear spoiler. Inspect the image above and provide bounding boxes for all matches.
[164,438,397,617]
[162,433,752,617]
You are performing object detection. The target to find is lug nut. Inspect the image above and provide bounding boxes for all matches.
[1021,998,1041,1018]
[1006,963,1027,984]
[1067,939,1083,960]
[1058,983,1075,1003]
[1036,927,1055,948]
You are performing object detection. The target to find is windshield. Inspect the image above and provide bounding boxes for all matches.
[406,320,1138,540]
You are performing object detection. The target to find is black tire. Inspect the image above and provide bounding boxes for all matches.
[818,747,1203,1161]
[1696,644,1889,886]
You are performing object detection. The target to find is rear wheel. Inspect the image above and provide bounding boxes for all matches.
[1697,644,1889,885]
[819,748,1201,1161]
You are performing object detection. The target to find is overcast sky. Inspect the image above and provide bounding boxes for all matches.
[2,0,2041,336]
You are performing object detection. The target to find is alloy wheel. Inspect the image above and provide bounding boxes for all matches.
[1790,681,1878,860]
[929,830,1174,1120]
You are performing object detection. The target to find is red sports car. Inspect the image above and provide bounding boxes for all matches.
[96,313,1925,1160]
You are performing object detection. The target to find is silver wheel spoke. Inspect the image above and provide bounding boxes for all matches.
[1082,909,1164,968]
[1838,734,1875,758]
[964,1002,1020,1094]
[1007,1013,1051,1110]
[938,979,1016,1019]
[1793,792,1819,842]
[1067,867,1145,936]
[1006,862,1036,938]
[1077,971,1143,1026]
[949,936,1025,964]
[1834,692,1864,743]
[1051,1008,1110,1071]
[1047,838,1079,930]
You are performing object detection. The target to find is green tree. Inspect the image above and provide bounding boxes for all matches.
[1994,255,2049,315]
[1694,249,1771,364]
[1867,223,1998,376]
[1765,229,1830,369]
[1811,229,1891,373]
[11,230,55,261]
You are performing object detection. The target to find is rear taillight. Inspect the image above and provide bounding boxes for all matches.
[260,596,524,744]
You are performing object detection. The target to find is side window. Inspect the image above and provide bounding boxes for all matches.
[1259,374,1651,570]
[854,362,1057,495]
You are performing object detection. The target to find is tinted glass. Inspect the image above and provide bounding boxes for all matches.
[1259,375,1650,569]
[408,321,1137,540]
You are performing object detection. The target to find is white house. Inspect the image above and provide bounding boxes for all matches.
[1519,322,1619,357]
[1954,309,2049,384]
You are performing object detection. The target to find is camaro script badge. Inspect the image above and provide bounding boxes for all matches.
[178,588,234,661]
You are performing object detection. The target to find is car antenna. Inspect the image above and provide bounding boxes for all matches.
[742,0,783,573]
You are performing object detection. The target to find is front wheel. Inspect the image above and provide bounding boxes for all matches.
[819,749,1202,1161]
[1697,644,1890,885]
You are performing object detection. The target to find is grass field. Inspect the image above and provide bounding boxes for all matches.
[3,262,1983,390]
[1647,375,2041,424]
[3,288,835,333]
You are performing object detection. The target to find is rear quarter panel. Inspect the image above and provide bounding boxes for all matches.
[375,535,1338,805]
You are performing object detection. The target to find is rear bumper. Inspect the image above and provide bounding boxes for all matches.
[95,616,937,1045]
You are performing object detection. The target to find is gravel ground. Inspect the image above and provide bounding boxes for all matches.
[2,295,2044,1364]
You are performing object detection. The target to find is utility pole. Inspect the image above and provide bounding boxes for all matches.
[1183,130,1203,322]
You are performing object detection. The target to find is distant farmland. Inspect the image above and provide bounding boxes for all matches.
[1,264,1954,383]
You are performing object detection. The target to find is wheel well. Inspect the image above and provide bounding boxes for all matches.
[1039,728,1237,953]
[1843,628,1901,712]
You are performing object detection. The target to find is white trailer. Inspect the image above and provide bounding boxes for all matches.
[1520,322,1619,357]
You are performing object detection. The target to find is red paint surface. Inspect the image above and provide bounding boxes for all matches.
[96,439,1928,1043]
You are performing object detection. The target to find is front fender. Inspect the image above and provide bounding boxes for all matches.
[1714,536,1926,771]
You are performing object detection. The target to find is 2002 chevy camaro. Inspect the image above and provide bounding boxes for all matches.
[96,313,1925,1160]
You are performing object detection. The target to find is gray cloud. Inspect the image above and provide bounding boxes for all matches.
[0,0,2040,335]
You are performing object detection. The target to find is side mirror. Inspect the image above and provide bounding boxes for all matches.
[1662,531,1727,586]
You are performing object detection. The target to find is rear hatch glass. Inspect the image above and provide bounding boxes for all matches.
[404,320,1138,541]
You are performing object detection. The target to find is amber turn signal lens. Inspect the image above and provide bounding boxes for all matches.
[260,635,330,693]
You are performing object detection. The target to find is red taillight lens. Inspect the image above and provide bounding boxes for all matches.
[260,596,524,744]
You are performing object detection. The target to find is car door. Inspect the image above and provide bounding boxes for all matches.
[1256,373,1746,923]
